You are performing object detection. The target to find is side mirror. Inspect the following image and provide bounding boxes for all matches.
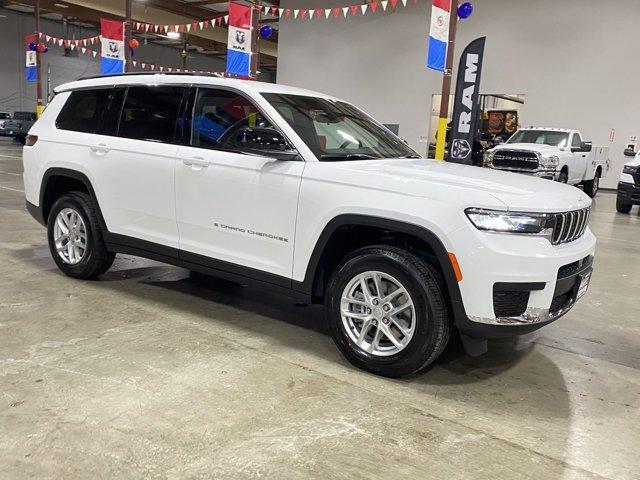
[236,127,300,160]
[624,148,636,157]
[571,141,592,153]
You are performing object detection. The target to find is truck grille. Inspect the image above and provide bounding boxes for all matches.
[492,150,539,171]
[551,208,590,245]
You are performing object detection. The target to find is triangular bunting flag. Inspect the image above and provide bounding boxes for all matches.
[401,0,407,6]
[144,24,150,32]
[350,5,359,15]
[360,4,368,14]
[223,15,229,23]
[186,24,191,32]
[342,7,349,17]
[92,50,97,57]
[381,0,388,10]
[81,47,86,54]
[199,21,204,30]
[300,9,307,18]
[390,0,398,8]
[174,25,180,32]
[315,8,322,18]
[325,8,331,18]
[141,63,146,69]
[132,60,137,66]
[279,8,284,16]
[293,9,299,18]
[371,1,379,13]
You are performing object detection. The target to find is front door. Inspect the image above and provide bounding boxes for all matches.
[569,132,587,184]
[175,87,304,280]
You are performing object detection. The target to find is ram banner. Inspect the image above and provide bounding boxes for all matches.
[426,0,450,72]
[448,37,486,164]
[226,2,253,77]
[100,19,125,75]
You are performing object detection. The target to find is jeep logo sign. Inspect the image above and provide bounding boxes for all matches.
[448,37,486,164]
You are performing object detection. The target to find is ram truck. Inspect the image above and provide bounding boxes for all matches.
[484,127,608,197]
[617,148,640,213]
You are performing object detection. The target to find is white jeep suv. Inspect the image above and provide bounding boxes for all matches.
[23,73,596,377]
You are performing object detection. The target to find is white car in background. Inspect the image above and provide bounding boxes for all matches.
[22,74,596,377]
[484,127,608,197]
[617,148,640,213]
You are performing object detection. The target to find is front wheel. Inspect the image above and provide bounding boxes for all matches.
[325,246,451,378]
[583,172,600,198]
[616,196,633,214]
[557,170,568,184]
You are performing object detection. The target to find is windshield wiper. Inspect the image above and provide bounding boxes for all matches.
[321,153,381,161]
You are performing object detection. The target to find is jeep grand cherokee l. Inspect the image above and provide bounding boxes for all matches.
[22,73,596,377]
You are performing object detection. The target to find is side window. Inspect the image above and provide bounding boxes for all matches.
[98,88,126,137]
[191,88,273,151]
[571,133,582,147]
[56,89,112,133]
[118,86,186,143]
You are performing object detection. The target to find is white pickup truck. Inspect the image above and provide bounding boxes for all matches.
[483,127,608,197]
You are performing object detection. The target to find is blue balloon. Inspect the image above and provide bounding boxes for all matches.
[458,2,473,19]
[259,24,272,39]
[28,42,37,51]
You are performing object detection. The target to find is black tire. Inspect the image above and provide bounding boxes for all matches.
[47,191,115,279]
[616,196,633,214]
[15,134,26,145]
[325,246,451,378]
[583,171,600,198]
[557,170,568,184]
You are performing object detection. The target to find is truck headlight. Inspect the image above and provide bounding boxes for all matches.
[623,165,638,175]
[483,151,494,167]
[540,155,559,169]
[465,208,554,235]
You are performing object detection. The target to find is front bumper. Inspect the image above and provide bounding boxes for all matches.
[450,226,596,339]
[617,181,640,205]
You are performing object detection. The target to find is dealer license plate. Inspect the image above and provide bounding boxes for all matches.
[576,271,592,300]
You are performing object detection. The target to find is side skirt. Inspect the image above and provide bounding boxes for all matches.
[104,233,311,303]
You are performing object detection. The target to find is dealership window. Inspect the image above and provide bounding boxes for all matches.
[118,86,186,143]
[56,89,113,134]
[191,88,274,151]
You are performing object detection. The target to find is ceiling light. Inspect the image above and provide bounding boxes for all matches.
[54,3,69,7]
[166,31,180,39]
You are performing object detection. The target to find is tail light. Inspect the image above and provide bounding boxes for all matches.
[25,134,38,146]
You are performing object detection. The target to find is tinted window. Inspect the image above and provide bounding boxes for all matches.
[118,86,186,143]
[14,112,36,121]
[191,88,273,150]
[99,88,126,137]
[56,90,112,133]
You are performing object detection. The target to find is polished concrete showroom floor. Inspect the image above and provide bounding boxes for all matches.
[0,137,639,479]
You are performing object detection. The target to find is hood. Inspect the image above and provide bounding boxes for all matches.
[625,153,640,168]
[321,158,591,213]
[493,143,561,155]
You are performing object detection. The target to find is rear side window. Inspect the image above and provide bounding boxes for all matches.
[118,86,186,143]
[56,89,112,133]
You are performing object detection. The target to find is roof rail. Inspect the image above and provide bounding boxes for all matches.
[77,71,225,81]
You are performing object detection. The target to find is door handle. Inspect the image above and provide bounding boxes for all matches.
[183,156,210,168]
[89,143,111,155]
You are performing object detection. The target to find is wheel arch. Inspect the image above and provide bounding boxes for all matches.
[293,214,463,308]
[39,168,107,230]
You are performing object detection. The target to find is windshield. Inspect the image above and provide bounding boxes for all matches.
[507,130,569,147]
[262,93,419,161]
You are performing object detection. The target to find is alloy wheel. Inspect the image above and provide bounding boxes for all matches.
[53,207,88,265]
[340,270,416,357]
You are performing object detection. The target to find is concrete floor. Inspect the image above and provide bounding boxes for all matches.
[1,136,639,480]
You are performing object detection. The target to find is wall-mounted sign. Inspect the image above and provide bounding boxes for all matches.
[609,128,616,143]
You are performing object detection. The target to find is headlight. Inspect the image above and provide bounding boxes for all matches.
[540,155,559,169]
[483,151,494,167]
[623,165,637,175]
[465,208,554,236]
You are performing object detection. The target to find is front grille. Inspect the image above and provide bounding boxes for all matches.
[492,150,539,171]
[550,208,590,245]
[493,291,530,317]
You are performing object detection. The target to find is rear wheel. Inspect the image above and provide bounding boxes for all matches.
[325,246,451,378]
[47,192,115,279]
[583,171,600,197]
[616,196,633,214]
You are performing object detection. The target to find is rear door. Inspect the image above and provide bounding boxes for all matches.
[86,85,187,249]
[174,87,304,280]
